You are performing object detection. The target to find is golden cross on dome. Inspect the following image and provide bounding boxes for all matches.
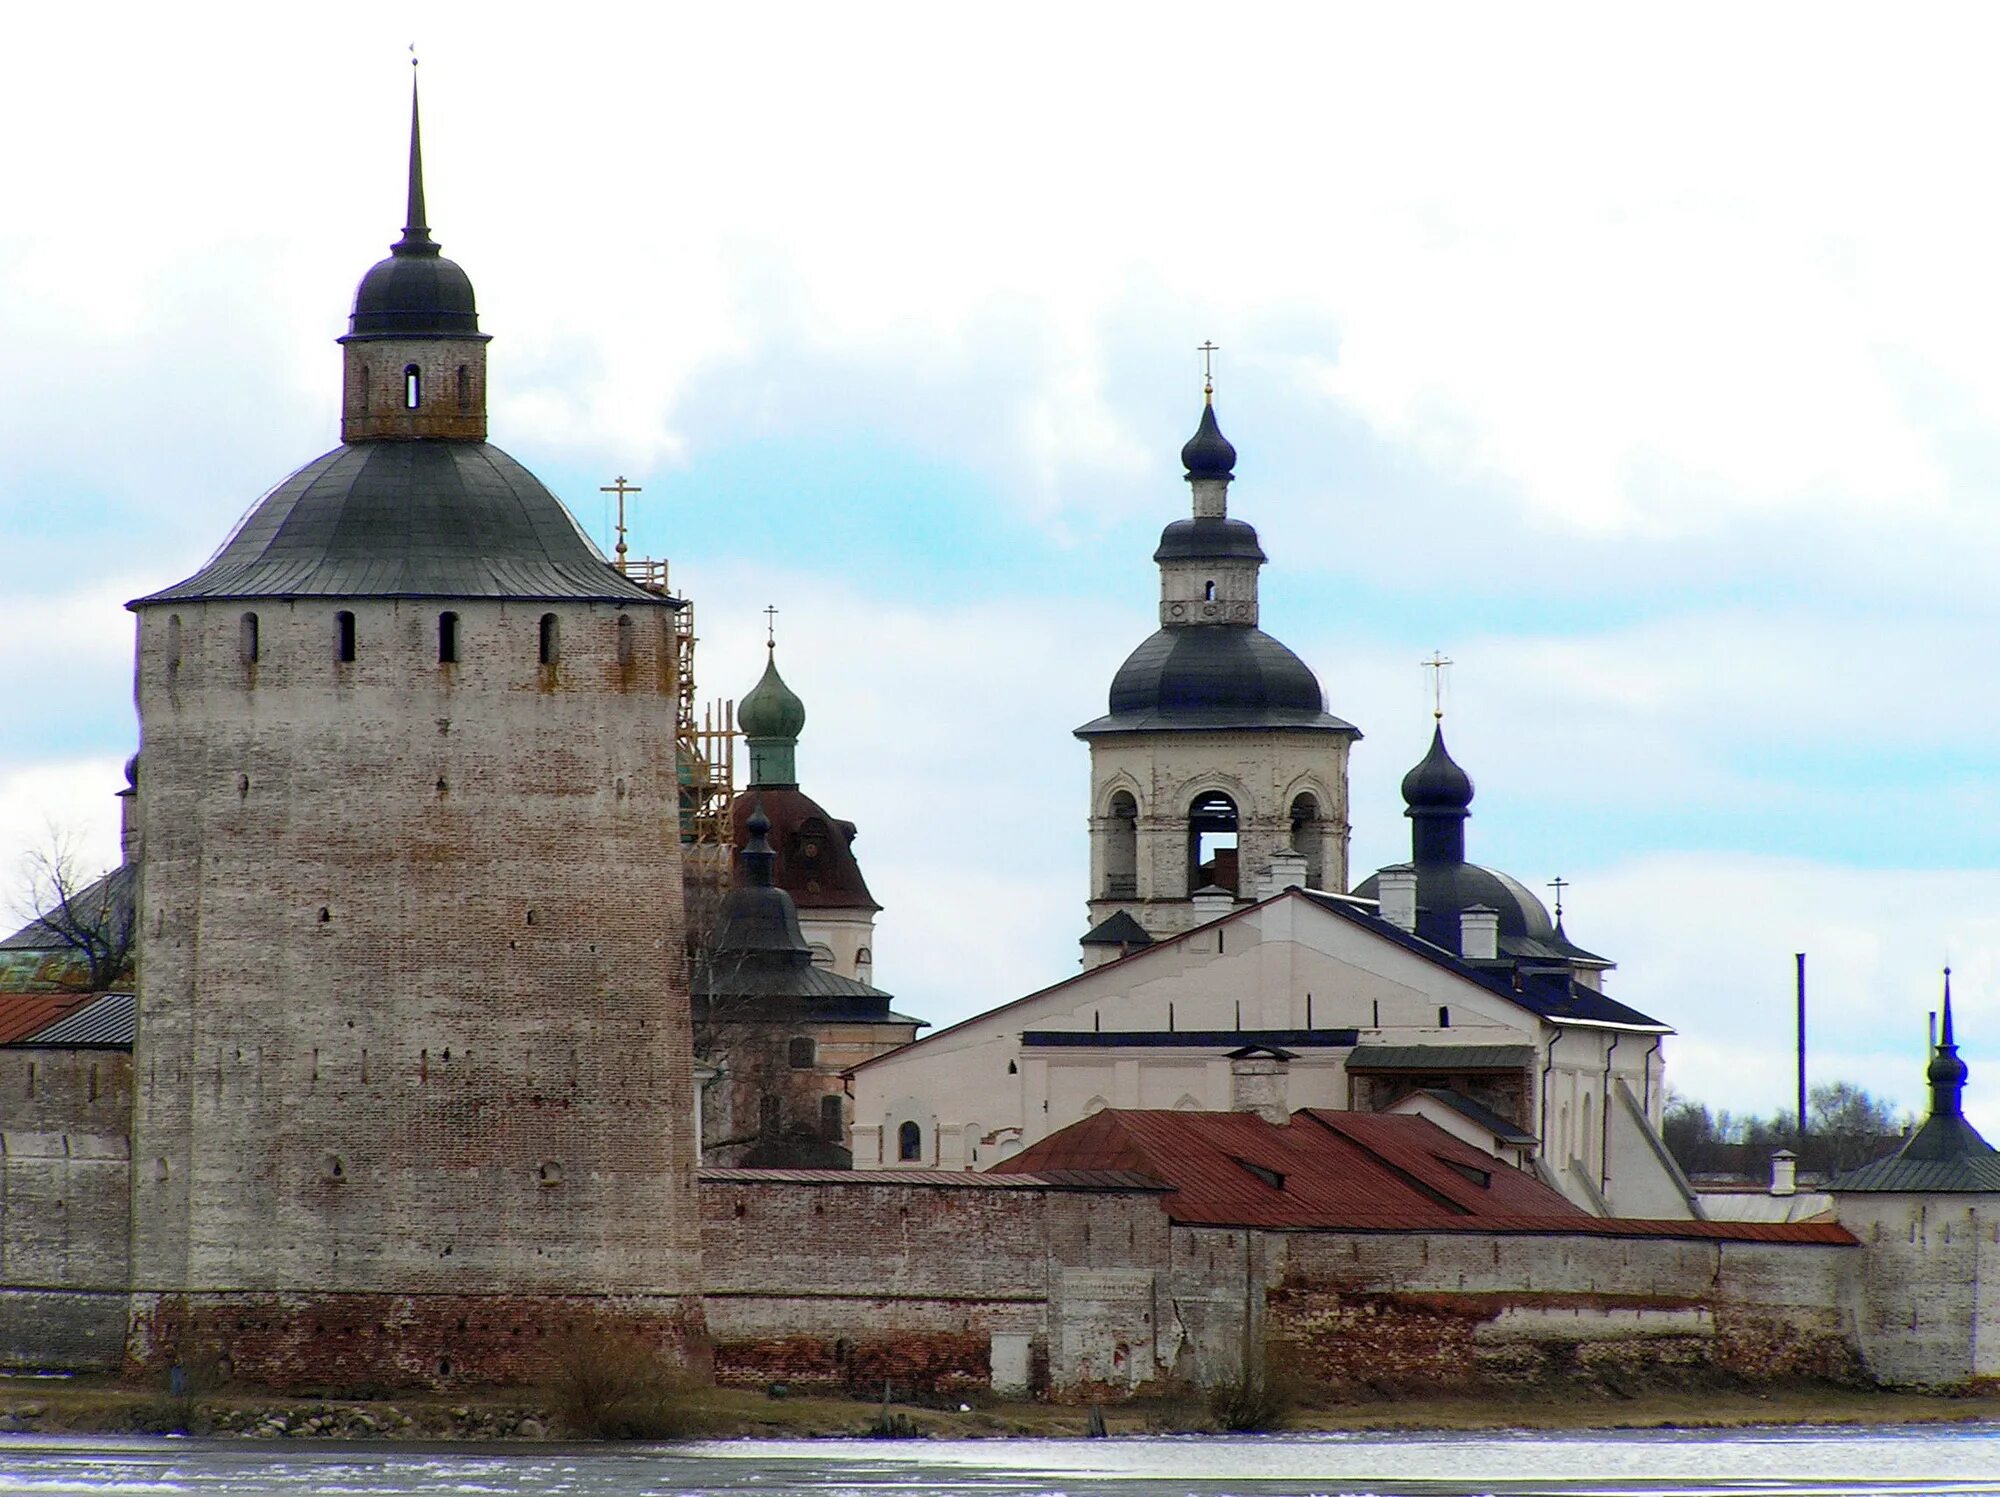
[600,476,642,569]
[763,605,779,649]
[1198,340,1219,398]
[1422,651,1453,721]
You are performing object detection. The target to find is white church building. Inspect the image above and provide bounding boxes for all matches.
[851,392,1698,1220]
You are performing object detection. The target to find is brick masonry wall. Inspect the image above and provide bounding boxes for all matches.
[1259,1230,1858,1392]
[127,596,701,1385]
[0,1049,133,1368]
[700,1178,1174,1396]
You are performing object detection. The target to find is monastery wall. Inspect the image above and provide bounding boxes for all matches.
[1836,1194,2000,1386]
[698,1173,1177,1397]
[1256,1228,1858,1392]
[0,1049,133,1370]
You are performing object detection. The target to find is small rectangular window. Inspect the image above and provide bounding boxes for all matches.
[336,611,357,663]
[438,611,459,665]
[538,613,559,666]
[239,612,260,665]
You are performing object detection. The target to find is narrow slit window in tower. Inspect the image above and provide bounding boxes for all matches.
[538,613,559,665]
[1187,791,1239,894]
[438,612,459,664]
[239,612,260,665]
[357,365,368,414]
[403,364,421,409]
[456,364,472,413]
[336,611,357,663]
[821,1095,843,1143]
[1204,579,1216,601]
[615,614,634,667]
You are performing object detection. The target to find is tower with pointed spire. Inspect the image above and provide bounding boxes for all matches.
[1831,973,2000,1385]
[1074,380,1360,947]
[726,638,882,984]
[121,80,701,1385]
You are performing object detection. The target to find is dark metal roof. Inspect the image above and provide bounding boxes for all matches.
[1832,1000,2000,1193]
[1153,516,1266,563]
[1080,911,1155,947]
[1406,1086,1539,1145]
[13,992,136,1048]
[1077,626,1359,736]
[1180,399,1237,479]
[1831,1149,2000,1193]
[133,443,665,606]
[1299,891,1666,1031]
[1347,1043,1537,1073]
[1022,1028,1359,1049]
[0,864,135,951]
[342,79,484,343]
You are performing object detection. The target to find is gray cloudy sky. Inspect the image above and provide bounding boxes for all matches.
[6,2,2000,1131]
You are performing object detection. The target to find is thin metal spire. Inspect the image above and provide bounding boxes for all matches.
[1942,967,1956,1050]
[401,57,434,249]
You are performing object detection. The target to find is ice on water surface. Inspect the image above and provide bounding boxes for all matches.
[1,1427,1997,1497]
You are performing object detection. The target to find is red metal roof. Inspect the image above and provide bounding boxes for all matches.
[0,991,98,1046]
[698,1167,1165,1191]
[993,1109,1859,1244]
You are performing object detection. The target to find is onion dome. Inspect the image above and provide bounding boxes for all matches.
[342,79,484,343]
[739,649,807,743]
[1181,400,1237,480]
[1403,725,1474,815]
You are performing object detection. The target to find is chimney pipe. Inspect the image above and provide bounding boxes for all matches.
[1377,864,1418,933]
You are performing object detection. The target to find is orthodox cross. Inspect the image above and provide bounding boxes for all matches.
[1547,876,1570,923]
[1198,340,1219,397]
[763,605,779,649]
[600,476,642,570]
[1422,651,1453,721]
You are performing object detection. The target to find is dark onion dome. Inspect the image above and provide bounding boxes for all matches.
[133,443,663,605]
[1153,515,1267,563]
[738,650,807,742]
[1076,626,1358,735]
[729,787,879,911]
[1402,725,1474,814]
[1181,400,1237,479]
[342,82,484,343]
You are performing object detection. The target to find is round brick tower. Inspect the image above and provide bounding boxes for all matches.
[123,80,701,1387]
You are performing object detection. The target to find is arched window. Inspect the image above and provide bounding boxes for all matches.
[962,1120,982,1166]
[855,946,873,971]
[456,364,472,413]
[1083,1095,1110,1116]
[807,943,835,969]
[1204,579,1216,601]
[615,614,634,667]
[1187,791,1239,895]
[403,363,421,409]
[538,613,559,666]
[1289,791,1324,886]
[759,1094,781,1135]
[335,610,357,663]
[1438,1005,1451,1029]
[1103,789,1138,898]
[787,1036,816,1070]
[239,612,260,665]
[821,1095,843,1142]
[897,1120,922,1162]
[438,612,459,665]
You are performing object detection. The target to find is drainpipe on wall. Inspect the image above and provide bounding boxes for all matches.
[1640,1036,1661,1118]
[1600,1032,1620,1196]
[1540,1028,1561,1169]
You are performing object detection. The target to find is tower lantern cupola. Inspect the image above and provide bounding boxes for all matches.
[338,74,491,443]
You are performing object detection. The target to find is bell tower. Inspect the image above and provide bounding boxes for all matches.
[1074,372,1361,948]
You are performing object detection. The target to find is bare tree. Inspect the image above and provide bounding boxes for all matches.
[10,826,134,992]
